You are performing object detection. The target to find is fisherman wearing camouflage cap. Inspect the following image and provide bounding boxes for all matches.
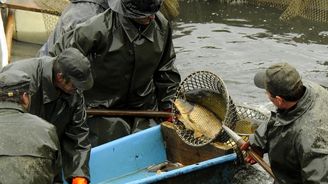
[248,63,328,183]
[1,47,93,184]
[49,0,181,147]
[0,70,61,183]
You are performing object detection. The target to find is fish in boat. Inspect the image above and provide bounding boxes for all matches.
[147,161,184,173]
[173,98,222,139]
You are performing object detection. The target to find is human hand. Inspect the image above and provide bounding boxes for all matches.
[244,154,257,165]
[237,141,257,165]
[243,145,264,165]
[72,177,88,184]
[164,108,173,122]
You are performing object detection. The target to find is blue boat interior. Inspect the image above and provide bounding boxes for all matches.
[89,125,237,184]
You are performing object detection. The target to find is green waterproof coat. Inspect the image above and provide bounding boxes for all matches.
[0,102,61,184]
[50,9,181,111]
[250,82,328,184]
[37,0,109,56]
[1,57,91,182]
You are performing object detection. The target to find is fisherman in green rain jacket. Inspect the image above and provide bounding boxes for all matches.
[249,63,328,184]
[0,70,61,183]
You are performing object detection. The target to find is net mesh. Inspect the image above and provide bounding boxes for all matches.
[249,0,328,23]
[212,0,328,23]
[32,0,69,39]
[173,71,239,147]
[161,0,180,21]
[224,105,269,164]
[234,105,269,136]
[33,0,69,13]
[41,14,59,36]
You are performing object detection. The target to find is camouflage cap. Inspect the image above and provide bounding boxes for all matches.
[0,70,31,97]
[254,63,302,96]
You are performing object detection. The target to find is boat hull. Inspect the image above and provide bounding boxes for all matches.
[89,125,237,184]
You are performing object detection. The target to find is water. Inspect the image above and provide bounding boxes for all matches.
[173,1,328,109]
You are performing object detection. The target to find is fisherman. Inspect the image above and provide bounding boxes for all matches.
[248,62,328,183]
[0,70,61,183]
[37,0,179,57]
[37,0,109,56]
[0,48,93,184]
[49,0,181,147]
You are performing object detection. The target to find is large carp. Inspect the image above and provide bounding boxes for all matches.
[173,98,222,139]
[184,88,228,121]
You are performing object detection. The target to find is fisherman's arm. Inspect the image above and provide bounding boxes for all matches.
[62,93,91,183]
[249,123,269,151]
[298,131,328,183]
[154,22,181,111]
[246,115,273,163]
[38,2,104,57]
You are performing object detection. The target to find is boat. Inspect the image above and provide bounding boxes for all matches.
[87,122,238,184]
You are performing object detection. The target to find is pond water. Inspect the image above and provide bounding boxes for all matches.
[173,0,328,109]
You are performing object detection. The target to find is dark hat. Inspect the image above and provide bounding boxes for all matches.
[56,48,93,91]
[0,70,30,97]
[108,0,163,18]
[254,63,302,96]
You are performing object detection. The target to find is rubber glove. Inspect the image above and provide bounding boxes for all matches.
[164,108,173,122]
[72,177,88,184]
[241,142,264,165]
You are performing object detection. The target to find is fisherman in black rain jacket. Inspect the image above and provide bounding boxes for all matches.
[250,63,328,184]
[1,48,94,184]
[50,0,181,146]
[37,0,178,57]
[37,0,109,56]
[0,70,61,183]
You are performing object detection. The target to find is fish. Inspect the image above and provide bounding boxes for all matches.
[184,88,228,121]
[147,161,184,173]
[234,118,259,135]
[173,98,222,139]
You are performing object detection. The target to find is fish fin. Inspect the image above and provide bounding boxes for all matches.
[193,131,203,138]
[177,115,193,130]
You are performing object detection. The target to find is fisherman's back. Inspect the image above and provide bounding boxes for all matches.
[0,102,61,184]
